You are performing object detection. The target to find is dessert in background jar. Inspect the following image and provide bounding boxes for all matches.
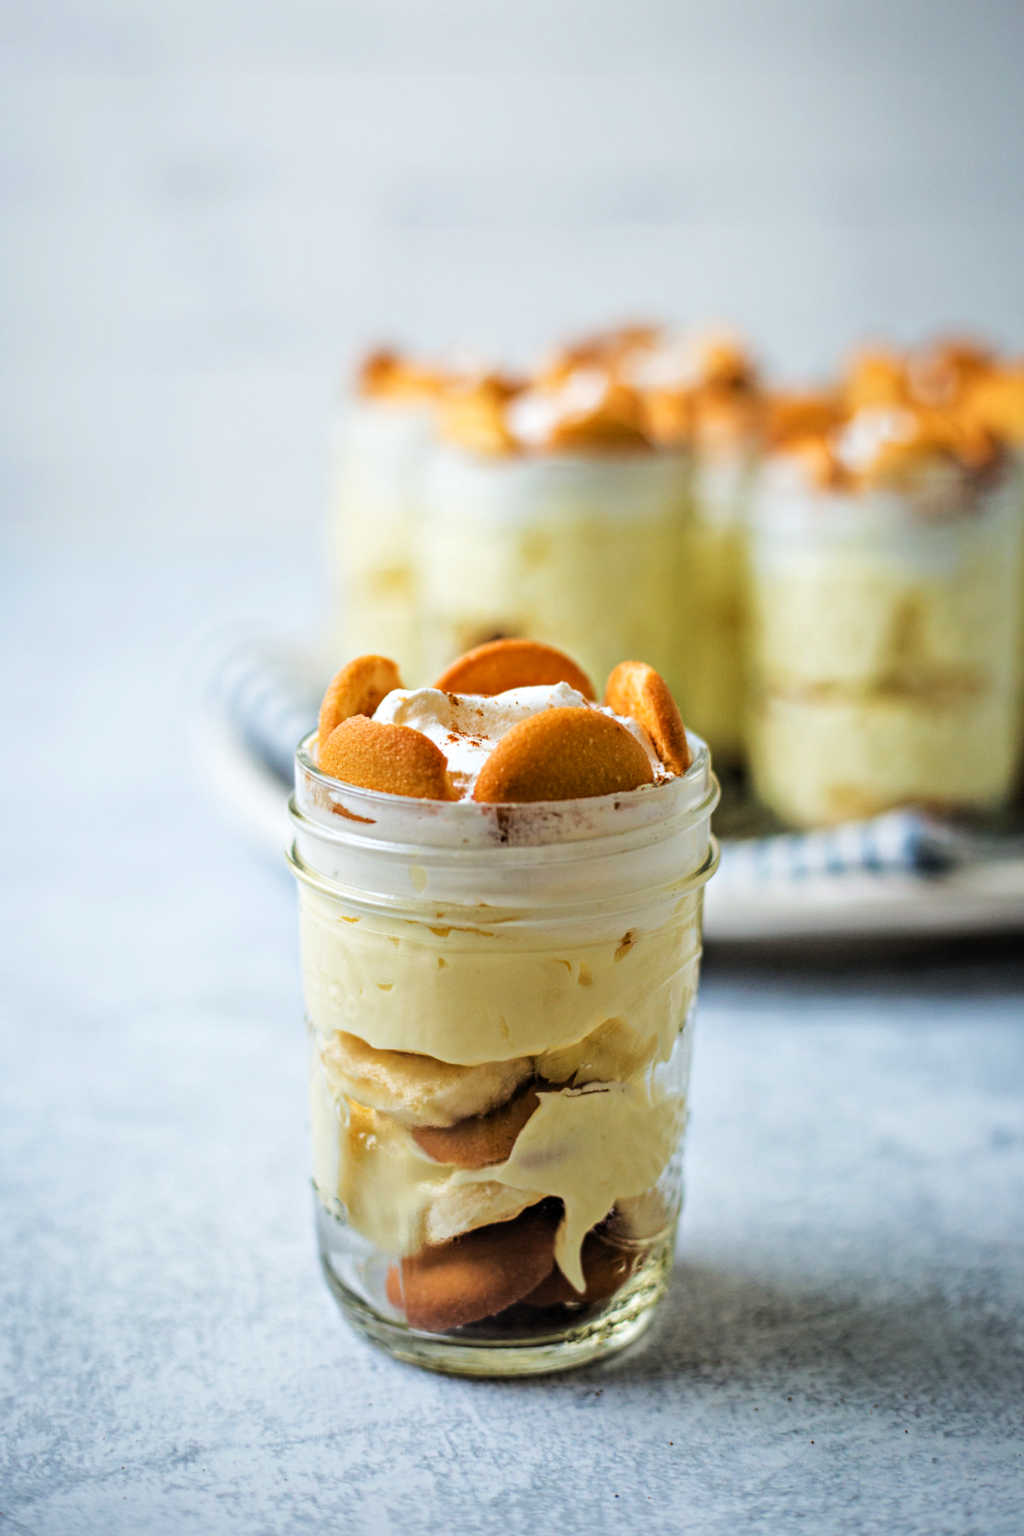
[330,350,513,679]
[962,362,1024,728]
[963,360,1024,457]
[418,354,689,700]
[329,350,439,677]
[841,337,995,414]
[625,328,763,764]
[288,639,718,1375]
[841,338,1024,752]
[747,400,1022,826]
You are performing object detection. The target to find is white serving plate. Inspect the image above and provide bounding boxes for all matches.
[197,696,1024,945]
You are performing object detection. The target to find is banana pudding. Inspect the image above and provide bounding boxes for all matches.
[418,365,689,700]
[288,639,718,1374]
[748,401,1022,825]
[329,350,439,676]
[331,350,515,678]
[963,362,1024,725]
[622,328,763,761]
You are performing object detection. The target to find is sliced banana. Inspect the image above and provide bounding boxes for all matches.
[320,1029,533,1127]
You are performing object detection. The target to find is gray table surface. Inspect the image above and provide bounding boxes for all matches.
[3,536,1023,1536]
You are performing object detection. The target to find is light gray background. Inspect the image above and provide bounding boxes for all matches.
[3,0,1024,546]
[3,6,1024,1533]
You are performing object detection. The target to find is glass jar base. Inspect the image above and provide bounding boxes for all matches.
[319,1235,672,1378]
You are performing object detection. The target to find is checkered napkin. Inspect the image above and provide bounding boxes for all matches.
[199,633,1014,889]
[203,632,323,786]
[714,806,961,883]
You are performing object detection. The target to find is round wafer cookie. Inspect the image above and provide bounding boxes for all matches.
[604,660,691,774]
[473,707,654,803]
[385,1202,560,1332]
[412,1085,541,1169]
[317,654,402,757]
[318,716,455,800]
[434,638,595,700]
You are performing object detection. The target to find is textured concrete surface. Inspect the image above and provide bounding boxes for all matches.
[2,540,1023,1535]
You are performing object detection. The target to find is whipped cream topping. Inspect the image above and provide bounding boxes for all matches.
[834,406,919,474]
[372,681,664,795]
[505,369,611,447]
[623,335,706,392]
[622,328,751,392]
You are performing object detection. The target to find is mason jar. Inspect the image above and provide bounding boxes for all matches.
[962,369,1024,737]
[288,734,719,1376]
[417,447,690,700]
[329,394,435,678]
[1014,450,1024,738]
[677,432,758,765]
[747,455,1023,826]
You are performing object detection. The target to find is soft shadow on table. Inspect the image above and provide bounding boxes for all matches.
[496,1257,1022,1410]
[611,1259,1021,1405]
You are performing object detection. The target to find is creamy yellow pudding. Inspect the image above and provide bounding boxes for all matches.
[331,352,516,678]
[963,363,1024,721]
[748,404,1021,825]
[622,329,764,761]
[328,350,445,675]
[304,877,701,1284]
[289,642,717,1369]
[418,370,689,698]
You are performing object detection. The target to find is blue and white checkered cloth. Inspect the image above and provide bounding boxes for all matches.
[720,808,958,882]
[203,632,322,787]
[199,634,1021,903]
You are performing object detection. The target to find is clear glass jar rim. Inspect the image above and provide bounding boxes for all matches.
[286,834,720,922]
[292,731,717,858]
[750,455,1015,536]
[290,733,718,916]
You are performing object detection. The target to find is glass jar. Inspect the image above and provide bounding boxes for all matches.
[417,446,690,699]
[677,445,757,764]
[1010,449,1024,733]
[747,458,1023,826]
[329,398,434,678]
[288,736,719,1376]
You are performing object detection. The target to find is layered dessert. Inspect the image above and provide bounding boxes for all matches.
[329,350,440,676]
[963,363,1024,721]
[747,401,1022,825]
[418,362,690,700]
[622,328,763,761]
[331,350,515,678]
[288,639,718,1373]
